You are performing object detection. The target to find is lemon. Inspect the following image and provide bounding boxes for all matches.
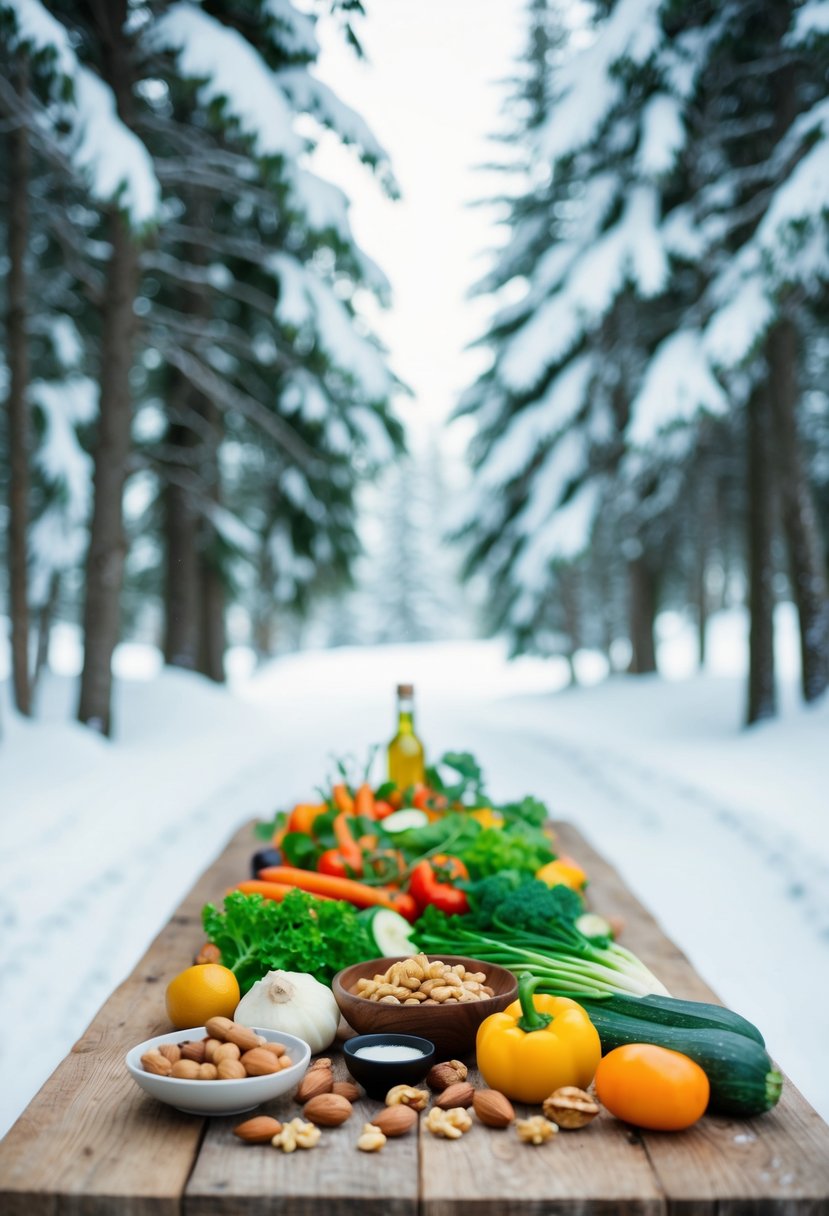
[165,963,240,1029]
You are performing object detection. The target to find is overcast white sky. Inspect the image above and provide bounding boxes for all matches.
[313,0,525,443]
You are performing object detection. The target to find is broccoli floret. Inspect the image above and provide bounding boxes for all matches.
[466,871,525,928]
[490,880,584,936]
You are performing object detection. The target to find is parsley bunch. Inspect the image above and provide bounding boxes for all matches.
[202,890,373,993]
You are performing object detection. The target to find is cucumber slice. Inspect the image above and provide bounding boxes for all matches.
[361,907,415,956]
[381,809,429,834]
[576,913,614,940]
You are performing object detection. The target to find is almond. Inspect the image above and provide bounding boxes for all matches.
[473,1089,515,1128]
[233,1115,283,1143]
[308,1057,332,1071]
[198,1063,219,1080]
[435,1082,475,1110]
[223,1023,266,1053]
[332,1081,361,1102]
[214,1042,241,1063]
[204,1016,234,1041]
[370,1105,418,1137]
[179,1040,206,1064]
[302,1093,353,1126]
[170,1059,201,1079]
[141,1049,172,1076]
[240,1047,280,1077]
[260,1041,286,1059]
[203,1038,223,1063]
[157,1043,182,1065]
[295,1068,334,1103]
[217,1058,247,1080]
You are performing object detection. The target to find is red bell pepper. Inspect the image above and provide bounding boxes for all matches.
[408,854,469,915]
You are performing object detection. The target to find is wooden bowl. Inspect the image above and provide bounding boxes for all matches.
[332,955,517,1058]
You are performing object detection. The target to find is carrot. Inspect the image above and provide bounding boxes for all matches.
[332,783,354,814]
[233,879,333,902]
[353,782,376,819]
[257,865,418,921]
[333,812,363,874]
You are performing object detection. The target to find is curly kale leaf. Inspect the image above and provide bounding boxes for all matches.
[202,890,373,993]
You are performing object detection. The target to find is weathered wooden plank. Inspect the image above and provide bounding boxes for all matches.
[555,822,829,1215]
[420,1061,666,1216]
[0,822,253,1216]
[184,1055,419,1216]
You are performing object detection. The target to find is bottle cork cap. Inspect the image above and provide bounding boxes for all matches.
[397,683,414,697]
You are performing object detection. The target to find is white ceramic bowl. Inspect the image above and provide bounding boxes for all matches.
[125,1026,311,1116]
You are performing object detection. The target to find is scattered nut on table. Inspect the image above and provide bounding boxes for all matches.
[435,1082,475,1110]
[271,1118,321,1152]
[424,1107,473,1139]
[357,1122,387,1152]
[516,1115,558,1145]
[370,1105,418,1137]
[472,1089,515,1128]
[233,1116,283,1143]
[386,1084,429,1110]
[426,1060,468,1091]
[542,1087,600,1129]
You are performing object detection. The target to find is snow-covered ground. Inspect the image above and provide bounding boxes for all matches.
[2,605,827,1138]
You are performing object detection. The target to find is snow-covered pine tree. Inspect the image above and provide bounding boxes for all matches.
[626,0,829,713]
[462,0,829,717]
[141,0,402,678]
[459,0,689,669]
[1,0,402,729]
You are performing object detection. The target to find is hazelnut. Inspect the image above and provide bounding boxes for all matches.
[426,1060,468,1091]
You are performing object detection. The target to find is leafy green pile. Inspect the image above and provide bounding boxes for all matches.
[461,824,555,879]
[202,890,373,993]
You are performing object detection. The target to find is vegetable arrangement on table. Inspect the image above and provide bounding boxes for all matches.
[165,748,783,1144]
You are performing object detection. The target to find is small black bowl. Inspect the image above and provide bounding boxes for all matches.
[342,1033,436,1100]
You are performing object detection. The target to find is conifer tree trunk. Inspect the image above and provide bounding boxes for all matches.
[197,397,226,683]
[162,412,201,669]
[766,319,829,702]
[77,0,140,733]
[746,383,777,725]
[694,470,714,670]
[627,552,658,674]
[5,63,32,717]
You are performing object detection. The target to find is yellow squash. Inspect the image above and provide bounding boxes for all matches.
[476,973,601,1103]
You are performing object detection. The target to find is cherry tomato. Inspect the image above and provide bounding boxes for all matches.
[595,1044,710,1131]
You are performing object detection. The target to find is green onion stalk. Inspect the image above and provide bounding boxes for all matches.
[414,919,670,1000]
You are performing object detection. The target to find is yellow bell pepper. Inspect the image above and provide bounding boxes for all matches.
[536,855,588,892]
[468,807,503,829]
[476,973,601,1103]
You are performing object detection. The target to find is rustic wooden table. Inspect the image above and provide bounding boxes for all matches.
[2,820,828,1215]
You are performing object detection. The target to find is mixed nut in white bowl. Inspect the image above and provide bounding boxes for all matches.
[125,1024,311,1116]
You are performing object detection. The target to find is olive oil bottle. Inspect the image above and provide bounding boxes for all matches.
[387,683,425,789]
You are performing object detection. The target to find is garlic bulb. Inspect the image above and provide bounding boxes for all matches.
[234,970,339,1054]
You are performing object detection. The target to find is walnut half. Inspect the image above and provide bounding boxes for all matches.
[516,1115,558,1145]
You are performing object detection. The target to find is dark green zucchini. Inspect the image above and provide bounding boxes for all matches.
[579,992,765,1045]
[586,1008,782,1116]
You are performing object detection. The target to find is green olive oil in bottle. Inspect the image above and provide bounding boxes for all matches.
[387,683,425,789]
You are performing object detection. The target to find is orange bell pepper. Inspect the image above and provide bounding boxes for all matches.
[287,802,328,835]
